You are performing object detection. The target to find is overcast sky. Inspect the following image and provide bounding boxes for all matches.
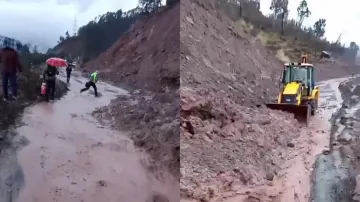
[260,0,360,46]
[1,0,358,51]
[0,0,139,51]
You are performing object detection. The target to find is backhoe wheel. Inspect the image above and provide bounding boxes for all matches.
[311,99,318,116]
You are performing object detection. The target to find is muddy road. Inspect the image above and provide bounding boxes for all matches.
[311,75,360,202]
[310,77,348,202]
[0,70,179,202]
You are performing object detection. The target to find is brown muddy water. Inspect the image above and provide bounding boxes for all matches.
[310,77,349,202]
[0,70,179,202]
[311,75,360,202]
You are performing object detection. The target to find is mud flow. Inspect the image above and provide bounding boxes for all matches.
[309,75,360,202]
[0,70,179,202]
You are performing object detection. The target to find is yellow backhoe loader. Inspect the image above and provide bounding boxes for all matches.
[266,54,320,126]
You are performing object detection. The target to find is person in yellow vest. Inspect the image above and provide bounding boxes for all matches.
[80,70,98,97]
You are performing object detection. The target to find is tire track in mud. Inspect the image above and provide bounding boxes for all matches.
[311,76,360,202]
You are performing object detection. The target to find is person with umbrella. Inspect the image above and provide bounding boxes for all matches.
[0,36,23,100]
[43,58,65,102]
[80,70,99,97]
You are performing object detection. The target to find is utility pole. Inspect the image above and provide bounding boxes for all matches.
[335,32,343,44]
[73,16,77,37]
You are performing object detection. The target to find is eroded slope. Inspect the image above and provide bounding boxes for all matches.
[180,0,302,200]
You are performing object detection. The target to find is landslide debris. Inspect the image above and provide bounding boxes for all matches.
[180,0,301,200]
[87,3,180,177]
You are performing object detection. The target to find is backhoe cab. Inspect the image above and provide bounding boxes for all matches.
[266,54,320,125]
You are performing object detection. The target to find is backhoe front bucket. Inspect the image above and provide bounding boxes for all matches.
[266,103,311,126]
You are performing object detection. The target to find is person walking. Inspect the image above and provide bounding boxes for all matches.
[42,64,59,102]
[0,47,22,100]
[66,64,73,83]
[80,70,98,97]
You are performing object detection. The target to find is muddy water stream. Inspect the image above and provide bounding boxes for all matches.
[266,78,347,202]
[310,78,349,202]
[311,75,360,202]
[1,70,179,202]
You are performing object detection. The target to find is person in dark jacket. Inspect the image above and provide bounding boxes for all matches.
[66,64,73,83]
[0,47,22,100]
[42,64,59,102]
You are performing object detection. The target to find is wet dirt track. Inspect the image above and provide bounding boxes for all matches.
[1,70,179,202]
[310,78,348,202]
[311,76,360,202]
[260,78,346,202]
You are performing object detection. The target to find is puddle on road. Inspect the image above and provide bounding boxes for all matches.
[12,70,179,202]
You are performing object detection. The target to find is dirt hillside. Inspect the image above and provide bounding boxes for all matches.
[84,5,179,92]
[179,0,306,200]
[86,3,180,177]
[51,36,82,59]
[315,60,360,81]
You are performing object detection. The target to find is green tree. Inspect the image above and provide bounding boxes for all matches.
[270,0,289,35]
[32,45,38,54]
[21,44,30,54]
[238,0,244,18]
[65,31,70,39]
[77,7,143,62]
[313,18,326,37]
[349,42,359,55]
[279,0,289,35]
[296,0,311,27]
[58,36,65,44]
[46,48,53,54]
[350,42,358,50]
[270,0,282,21]
[138,0,162,13]
[166,0,179,6]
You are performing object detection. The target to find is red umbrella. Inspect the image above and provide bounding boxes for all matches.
[46,58,68,67]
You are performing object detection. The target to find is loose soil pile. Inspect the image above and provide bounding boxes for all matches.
[86,3,180,177]
[179,1,360,200]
